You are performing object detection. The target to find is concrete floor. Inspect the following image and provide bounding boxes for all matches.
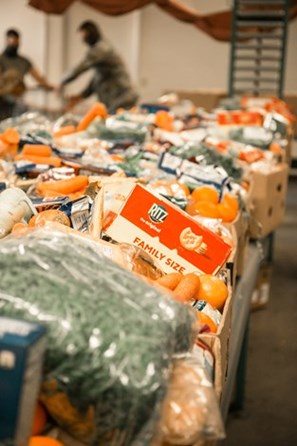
[224,178,297,445]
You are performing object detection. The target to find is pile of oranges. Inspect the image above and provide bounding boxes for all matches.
[29,403,64,446]
[185,185,239,223]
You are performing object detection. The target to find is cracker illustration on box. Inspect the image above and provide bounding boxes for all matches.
[180,227,208,255]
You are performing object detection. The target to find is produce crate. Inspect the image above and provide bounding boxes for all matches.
[284,93,297,138]
[199,286,233,398]
[167,89,226,111]
[225,225,238,288]
[248,163,289,239]
[225,210,249,279]
[251,263,273,311]
[284,124,294,165]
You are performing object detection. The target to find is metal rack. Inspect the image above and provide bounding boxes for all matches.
[228,0,290,98]
[220,242,262,419]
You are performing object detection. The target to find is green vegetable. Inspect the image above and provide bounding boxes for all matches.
[98,125,147,144]
[170,144,243,181]
[0,229,194,445]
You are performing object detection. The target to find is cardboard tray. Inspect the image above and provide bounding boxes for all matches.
[165,89,226,112]
[225,210,250,279]
[248,163,289,239]
[199,285,233,399]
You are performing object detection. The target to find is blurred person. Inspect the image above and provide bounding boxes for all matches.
[59,21,138,113]
[0,28,53,120]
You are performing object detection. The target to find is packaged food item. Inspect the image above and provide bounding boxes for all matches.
[148,179,190,199]
[159,356,225,444]
[104,184,232,275]
[217,110,263,126]
[0,318,46,446]
[0,228,195,445]
[0,187,36,238]
[192,341,215,382]
[192,300,222,333]
[59,196,91,232]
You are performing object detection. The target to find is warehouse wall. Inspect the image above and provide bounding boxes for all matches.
[0,0,296,106]
[63,2,140,95]
[138,0,297,101]
[285,19,297,93]
[139,0,230,101]
[0,0,46,84]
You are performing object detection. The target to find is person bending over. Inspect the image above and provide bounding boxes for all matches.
[59,21,138,114]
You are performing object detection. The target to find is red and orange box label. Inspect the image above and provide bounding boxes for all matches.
[106,184,232,274]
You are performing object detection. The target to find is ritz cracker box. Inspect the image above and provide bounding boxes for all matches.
[104,184,232,275]
[0,317,46,446]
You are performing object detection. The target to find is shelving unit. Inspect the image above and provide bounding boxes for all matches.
[229,0,290,98]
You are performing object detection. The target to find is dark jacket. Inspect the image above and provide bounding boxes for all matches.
[61,39,138,113]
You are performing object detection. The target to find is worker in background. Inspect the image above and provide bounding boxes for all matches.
[0,28,53,120]
[59,21,139,113]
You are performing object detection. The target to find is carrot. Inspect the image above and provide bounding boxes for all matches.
[1,128,20,145]
[111,154,124,162]
[37,175,89,196]
[39,187,87,200]
[68,188,87,200]
[76,102,108,132]
[156,273,183,290]
[172,273,200,303]
[39,189,66,198]
[22,144,53,157]
[54,125,77,138]
[15,154,61,167]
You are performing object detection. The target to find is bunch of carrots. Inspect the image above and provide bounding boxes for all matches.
[53,102,107,138]
[0,128,20,159]
[154,272,228,333]
[15,144,62,167]
[36,175,89,199]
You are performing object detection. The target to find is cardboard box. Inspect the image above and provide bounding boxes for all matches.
[284,124,294,165]
[226,210,250,278]
[225,225,238,288]
[0,317,46,446]
[167,89,227,112]
[105,184,232,275]
[248,164,289,239]
[284,93,297,138]
[199,286,233,398]
[251,263,273,311]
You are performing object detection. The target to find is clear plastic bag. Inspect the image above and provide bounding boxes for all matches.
[0,228,195,445]
[158,356,225,445]
[0,111,52,136]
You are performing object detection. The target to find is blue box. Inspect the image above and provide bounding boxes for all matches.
[0,317,46,446]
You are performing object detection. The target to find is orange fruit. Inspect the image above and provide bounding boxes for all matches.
[31,403,47,436]
[186,200,220,219]
[217,202,237,223]
[197,275,228,310]
[11,222,29,235]
[29,438,63,446]
[155,111,174,131]
[222,193,239,213]
[269,142,283,155]
[197,311,217,333]
[191,186,219,204]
